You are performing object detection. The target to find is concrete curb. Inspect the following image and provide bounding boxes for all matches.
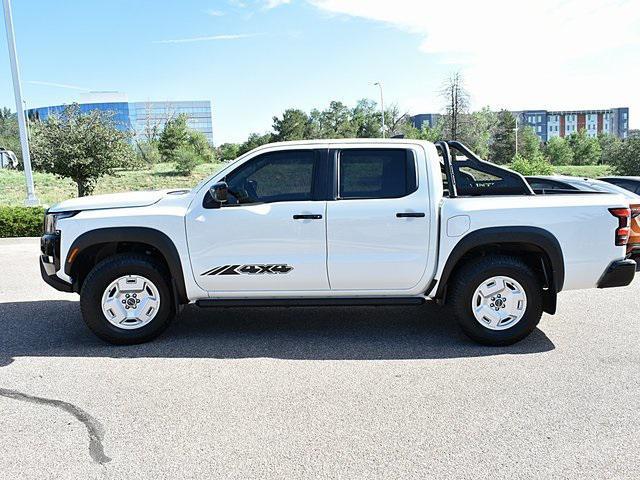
[0,237,40,245]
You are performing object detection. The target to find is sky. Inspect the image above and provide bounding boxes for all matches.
[1,0,639,144]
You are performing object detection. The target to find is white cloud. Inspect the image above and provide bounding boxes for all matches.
[309,0,640,121]
[205,9,225,16]
[27,80,92,91]
[153,33,261,44]
[265,0,291,8]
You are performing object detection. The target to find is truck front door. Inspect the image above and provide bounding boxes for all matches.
[186,148,330,293]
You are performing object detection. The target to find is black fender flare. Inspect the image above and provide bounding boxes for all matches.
[65,227,188,303]
[433,226,565,299]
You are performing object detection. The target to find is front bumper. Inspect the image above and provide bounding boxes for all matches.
[40,256,74,292]
[40,232,74,292]
[597,259,636,288]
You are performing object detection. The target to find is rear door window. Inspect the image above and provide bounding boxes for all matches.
[338,149,417,199]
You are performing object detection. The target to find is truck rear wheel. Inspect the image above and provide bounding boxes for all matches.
[80,254,175,345]
[448,255,543,346]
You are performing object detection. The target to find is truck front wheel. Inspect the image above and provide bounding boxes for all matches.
[80,254,176,345]
[448,255,543,346]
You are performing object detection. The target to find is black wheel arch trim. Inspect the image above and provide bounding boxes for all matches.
[433,226,565,299]
[64,227,189,303]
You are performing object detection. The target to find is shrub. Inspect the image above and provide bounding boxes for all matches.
[173,148,201,175]
[510,153,553,176]
[135,140,162,165]
[0,206,45,237]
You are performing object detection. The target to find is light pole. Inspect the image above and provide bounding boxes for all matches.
[3,0,38,205]
[374,82,385,138]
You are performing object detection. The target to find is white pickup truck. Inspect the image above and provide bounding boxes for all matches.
[40,139,636,346]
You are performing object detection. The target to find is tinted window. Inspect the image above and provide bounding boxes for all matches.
[225,150,316,205]
[528,179,576,191]
[339,149,417,199]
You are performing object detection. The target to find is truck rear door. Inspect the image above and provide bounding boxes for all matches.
[326,147,431,290]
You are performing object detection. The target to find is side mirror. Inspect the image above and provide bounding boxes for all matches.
[210,181,228,204]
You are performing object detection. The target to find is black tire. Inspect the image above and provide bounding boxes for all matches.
[80,254,175,345]
[448,255,543,346]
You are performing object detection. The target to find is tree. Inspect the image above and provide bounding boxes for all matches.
[319,101,355,138]
[186,129,215,163]
[597,133,621,165]
[351,99,381,138]
[459,107,497,159]
[238,132,272,156]
[566,129,601,165]
[158,114,189,161]
[217,143,240,162]
[0,107,21,165]
[401,119,444,142]
[489,110,516,164]
[609,137,640,175]
[518,126,543,161]
[30,104,134,197]
[544,137,573,165]
[272,109,311,141]
[440,72,470,140]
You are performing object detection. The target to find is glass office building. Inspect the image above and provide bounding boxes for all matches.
[27,98,213,144]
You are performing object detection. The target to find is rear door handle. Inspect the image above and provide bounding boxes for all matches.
[396,212,425,218]
[293,214,323,220]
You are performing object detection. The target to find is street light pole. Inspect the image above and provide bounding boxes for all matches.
[374,82,385,138]
[2,0,39,205]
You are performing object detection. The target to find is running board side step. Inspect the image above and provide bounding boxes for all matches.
[196,297,426,308]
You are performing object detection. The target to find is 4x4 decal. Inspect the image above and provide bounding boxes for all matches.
[202,264,294,276]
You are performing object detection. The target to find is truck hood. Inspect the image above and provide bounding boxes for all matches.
[48,189,189,213]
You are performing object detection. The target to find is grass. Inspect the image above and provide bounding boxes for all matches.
[0,162,225,207]
[552,164,612,178]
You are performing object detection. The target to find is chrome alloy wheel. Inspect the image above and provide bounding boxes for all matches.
[471,275,527,330]
[101,275,161,330]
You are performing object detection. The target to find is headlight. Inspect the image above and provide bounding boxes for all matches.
[43,211,77,234]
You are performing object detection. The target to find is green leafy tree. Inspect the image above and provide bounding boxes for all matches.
[217,143,240,162]
[597,133,621,165]
[351,99,381,138]
[401,119,444,142]
[566,129,601,165]
[272,109,311,141]
[186,130,215,163]
[319,101,355,138]
[610,137,640,175]
[544,136,573,165]
[30,104,134,196]
[0,108,22,165]
[238,132,272,156]
[158,114,189,161]
[459,107,497,159]
[489,110,517,164]
[518,126,543,161]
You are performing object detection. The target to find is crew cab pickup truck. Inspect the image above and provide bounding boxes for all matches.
[40,139,636,346]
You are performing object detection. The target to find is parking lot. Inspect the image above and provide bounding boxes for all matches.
[0,237,638,479]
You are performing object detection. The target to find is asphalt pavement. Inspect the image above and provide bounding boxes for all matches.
[0,238,638,479]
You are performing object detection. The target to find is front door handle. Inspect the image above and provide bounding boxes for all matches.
[396,212,425,218]
[293,214,323,220]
